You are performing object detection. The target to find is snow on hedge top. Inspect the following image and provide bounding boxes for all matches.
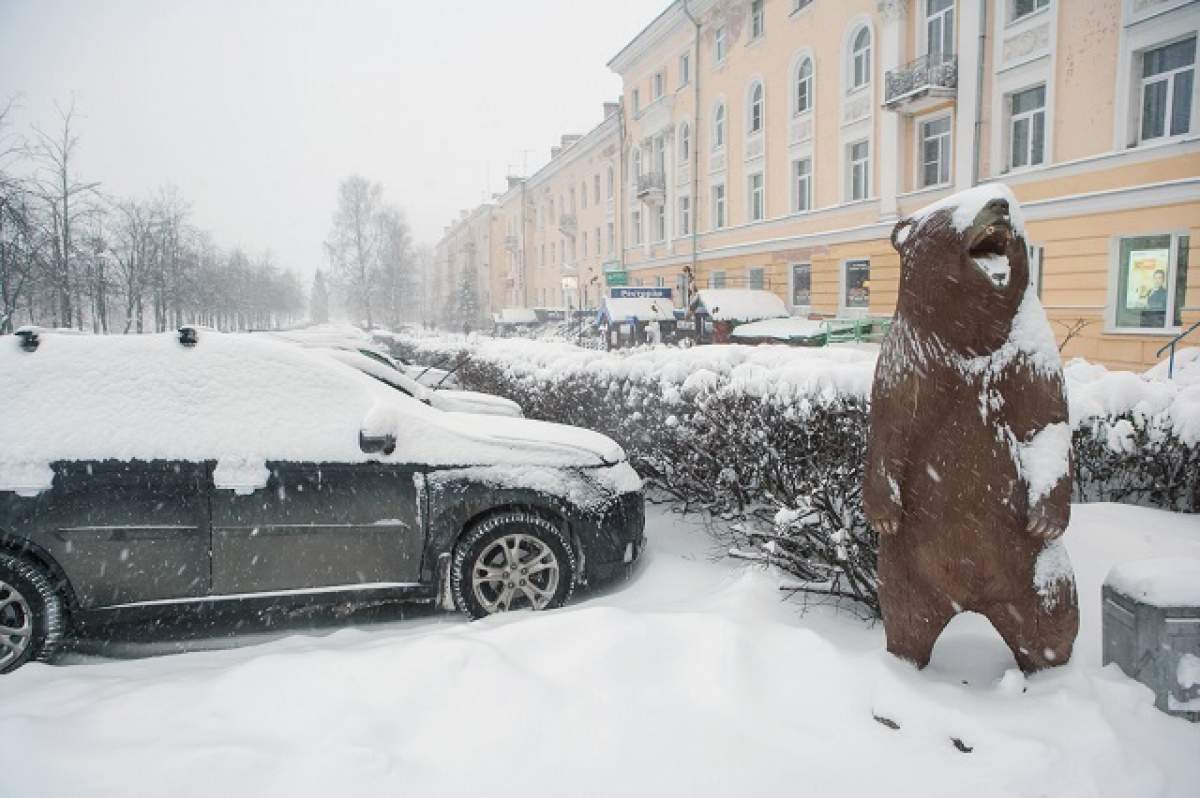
[690,289,788,322]
[1065,356,1200,445]
[0,331,624,470]
[600,297,677,323]
[1105,558,1200,607]
[908,183,1026,237]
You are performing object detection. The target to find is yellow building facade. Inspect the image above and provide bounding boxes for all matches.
[438,0,1199,369]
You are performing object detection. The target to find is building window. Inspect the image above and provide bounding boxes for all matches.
[654,70,665,100]
[1140,37,1195,143]
[844,259,871,311]
[926,0,954,62]
[795,57,813,115]
[748,82,764,134]
[792,157,812,211]
[715,26,727,63]
[850,26,872,91]
[607,222,615,253]
[1012,0,1050,22]
[582,231,588,257]
[1009,85,1046,169]
[680,52,691,86]
[1112,233,1189,331]
[607,166,614,198]
[594,174,601,204]
[655,276,665,288]
[631,210,642,245]
[750,0,765,40]
[713,103,726,150]
[632,149,642,181]
[748,172,765,221]
[632,88,641,114]
[791,263,812,307]
[920,115,952,187]
[679,122,690,163]
[848,140,870,200]
[748,267,765,290]
[710,270,727,288]
[712,183,726,229]
[679,196,691,236]
[655,205,666,242]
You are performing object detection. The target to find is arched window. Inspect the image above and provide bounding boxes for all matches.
[795,58,813,114]
[679,122,690,163]
[713,103,726,150]
[850,26,871,91]
[748,82,764,134]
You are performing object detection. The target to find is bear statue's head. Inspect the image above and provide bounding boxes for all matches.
[890,186,1030,357]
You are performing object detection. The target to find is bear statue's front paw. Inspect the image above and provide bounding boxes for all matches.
[867,507,902,537]
[1026,513,1066,540]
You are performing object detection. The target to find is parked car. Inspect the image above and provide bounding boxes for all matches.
[266,326,462,388]
[314,346,523,417]
[0,327,644,673]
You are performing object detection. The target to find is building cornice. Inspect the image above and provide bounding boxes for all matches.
[607,0,710,74]
[525,114,620,191]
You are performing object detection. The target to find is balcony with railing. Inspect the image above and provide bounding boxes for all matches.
[558,213,577,237]
[883,53,957,113]
[636,171,666,205]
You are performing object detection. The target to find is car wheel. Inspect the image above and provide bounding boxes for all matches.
[0,553,66,674]
[451,511,576,619]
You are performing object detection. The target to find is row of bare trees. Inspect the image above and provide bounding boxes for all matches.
[0,99,304,335]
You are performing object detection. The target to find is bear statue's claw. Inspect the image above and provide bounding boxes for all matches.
[1026,517,1065,540]
[871,518,901,536]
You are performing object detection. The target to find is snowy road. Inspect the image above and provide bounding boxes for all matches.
[3,503,1198,798]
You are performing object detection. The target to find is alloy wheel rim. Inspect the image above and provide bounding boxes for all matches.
[471,533,560,613]
[0,580,33,669]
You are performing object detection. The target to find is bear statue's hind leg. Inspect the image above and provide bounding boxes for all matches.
[880,582,957,669]
[982,586,1079,674]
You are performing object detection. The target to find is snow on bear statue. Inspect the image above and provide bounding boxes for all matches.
[864,184,1079,674]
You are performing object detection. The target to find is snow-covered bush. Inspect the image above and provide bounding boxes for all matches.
[381,334,1200,614]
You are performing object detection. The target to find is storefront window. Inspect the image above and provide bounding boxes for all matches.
[1114,234,1189,330]
[844,260,870,310]
[792,263,811,307]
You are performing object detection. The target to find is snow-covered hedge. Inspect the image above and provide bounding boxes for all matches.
[381,332,1200,612]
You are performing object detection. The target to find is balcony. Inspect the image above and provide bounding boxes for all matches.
[636,171,666,206]
[558,213,577,237]
[883,54,957,114]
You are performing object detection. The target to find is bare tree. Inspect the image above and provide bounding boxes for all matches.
[31,99,100,328]
[373,205,413,328]
[326,175,382,327]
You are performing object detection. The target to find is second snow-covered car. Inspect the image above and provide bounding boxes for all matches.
[0,328,644,673]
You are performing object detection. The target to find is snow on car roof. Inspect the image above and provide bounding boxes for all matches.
[493,308,539,324]
[599,297,676,323]
[690,289,789,322]
[0,331,623,485]
[730,317,847,341]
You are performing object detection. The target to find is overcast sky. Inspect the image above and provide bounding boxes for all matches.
[0,0,665,280]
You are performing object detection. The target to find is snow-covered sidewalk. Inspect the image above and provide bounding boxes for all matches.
[3,504,1198,797]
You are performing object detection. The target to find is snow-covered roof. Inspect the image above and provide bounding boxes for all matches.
[493,308,540,324]
[599,297,676,323]
[730,317,857,341]
[1105,558,1200,607]
[690,289,789,322]
[0,331,624,490]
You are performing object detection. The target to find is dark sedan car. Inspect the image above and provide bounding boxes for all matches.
[0,327,645,673]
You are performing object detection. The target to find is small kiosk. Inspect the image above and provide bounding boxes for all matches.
[491,307,540,337]
[597,288,677,349]
[687,289,789,344]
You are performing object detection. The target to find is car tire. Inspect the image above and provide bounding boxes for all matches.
[0,553,66,674]
[451,511,576,619]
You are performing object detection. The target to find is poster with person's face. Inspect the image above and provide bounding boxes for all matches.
[1124,248,1169,309]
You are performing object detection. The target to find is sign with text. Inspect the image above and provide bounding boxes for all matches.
[610,287,672,299]
[605,271,629,287]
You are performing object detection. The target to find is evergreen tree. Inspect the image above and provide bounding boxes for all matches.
[310,269,330,324]
[455,260,479,331]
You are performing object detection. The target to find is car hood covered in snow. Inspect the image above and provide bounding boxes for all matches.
[0,331,624,492]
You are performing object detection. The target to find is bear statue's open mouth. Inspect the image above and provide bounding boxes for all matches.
[966,220,1012,259]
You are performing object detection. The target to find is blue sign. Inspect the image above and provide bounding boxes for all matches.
[610,287,673,299]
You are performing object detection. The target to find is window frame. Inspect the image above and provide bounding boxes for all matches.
[715,26,728,64]
[679,122,691,163]
[790,262,812,310]
[747,267,766,291]
[917,112,953,188]
[1011,0,1050,24]
[679,52,691,87]
[1007,84,1046,171]
[711,182,727,230]
[847,139,870,201]
[679,194,691,237]
[748,171,765,222]
[748,81,765,135]
[654,70,666,100]
[794,57,814,116]
[792,157,812,212]
[840,258,872,316]
[1106,231,1191,335]
[750,0,765,40]
[925,0,955,62]
[709,270,727,289]
[850,26,872,92]
[713,102,727,151]
[1137,36,1196,144]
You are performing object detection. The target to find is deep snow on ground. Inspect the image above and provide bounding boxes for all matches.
[3,503,1198,798]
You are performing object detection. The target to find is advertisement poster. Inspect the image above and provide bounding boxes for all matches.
[1124,248,1170,310]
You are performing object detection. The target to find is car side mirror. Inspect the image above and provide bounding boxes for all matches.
[358,431,396,455]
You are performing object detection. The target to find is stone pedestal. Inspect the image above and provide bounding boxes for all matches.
[1103,559,1200,722]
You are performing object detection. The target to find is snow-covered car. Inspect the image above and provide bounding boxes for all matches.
[315,346,523,417]
[0,327,644,673]
[263,326,462,389]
